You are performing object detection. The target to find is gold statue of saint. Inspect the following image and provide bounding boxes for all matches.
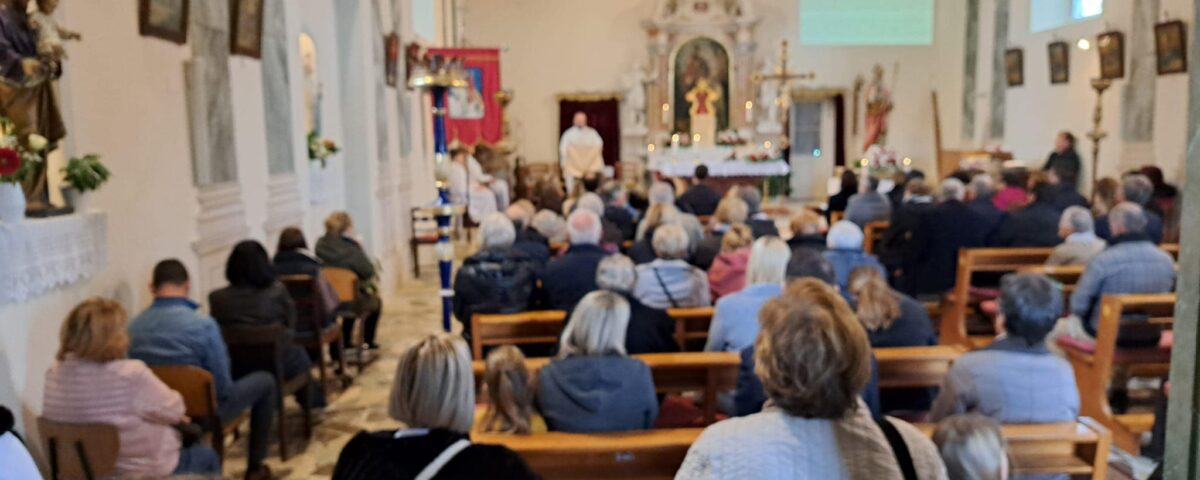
[685,78,720,145]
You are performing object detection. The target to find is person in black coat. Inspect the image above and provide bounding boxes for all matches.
[1045,166,1089,211]
[826,170,858,223]
[965,174,1006,242]
[992,183,1065,248]
[675,165,722,216]
[542,210,609,312]
[847,266,937,412]
[902,178,990,297]
[786,209,827,252]
[593,254,678,355]
[733,186,780,239]
[601,184,638,241]
[880,179,934,275]
[453,214,542,345]
[1043,131,1082,188]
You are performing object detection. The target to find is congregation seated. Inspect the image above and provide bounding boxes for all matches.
[542,209,607,311]
[568,192,623,250]
[880,178,934,273]
[629,202,677,264]
[506,201,551,264]
[824,221,886,291]
[849,266,936,413]
[933,414,1008,480]
[1140,165,1178,217]
[315,212,383,350]
[43,299,220,477]
[536,291,659,432]
[1045,165,1089,211]
[826,170,858,223]
[1095,173,1165,243]
[992,168,1029,212]
[887,170,925,210]
[786,209,827,252]
[274,227,339,333]
[332,334,536,479]
[128,259,277,479]
[0,406,39,479]
[209,240,326,409]
[1051,202,1176,349]
[992,182,1065,247]
[902,178,990,296]
[633,224,711,309]
[595,254,678,354]
[473,346,547,434]
[735,185,780,238]
[706,236,791,353]
[531,208,568,245]
[678,279,944,479]
[844,175,892,227]
[1046,206,1106,266]
[639,181,705,249]
[965,174,1006,240]
[600,182,638,241]
[453,212,542,344]
[930,274,1079,423]
[675,164,722,216]
[691,195,748,270]
[706,224,754,300]
[533,175,566,215]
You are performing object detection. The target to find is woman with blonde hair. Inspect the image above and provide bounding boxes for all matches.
[42,298,220,477]
[677,280,947,479]
[706,223,754,299]
[333,333,536,479]
[706,236,791,353]
[474,345,547,435]
[629,202,680,263]
[787,209,827,251]
[848,265,937,413]
[933,414,1009,480]
[316,210,383,350]
[537,291,659,432]
[691,196,749,269]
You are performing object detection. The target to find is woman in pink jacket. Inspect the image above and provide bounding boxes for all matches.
[708,224,754,300]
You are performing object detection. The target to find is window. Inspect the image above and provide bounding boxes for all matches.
[1073,0,1103,19]
[798,0,934,46]
[1031,0,1102,32]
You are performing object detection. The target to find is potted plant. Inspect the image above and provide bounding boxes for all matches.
[307,130,340,168]
[0,123,45,223]
[60,154,109,213]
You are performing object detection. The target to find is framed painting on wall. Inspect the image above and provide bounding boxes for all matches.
[1005,49,1023,87]
[138,0,190,44]
[230,0,265,58]
[1155,20,1187,75]
[385,33,400,87]
[1097,31,1125,79]
[1048,41,1069,84]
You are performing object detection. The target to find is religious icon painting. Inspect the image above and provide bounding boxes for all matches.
[1004,49,1023,87]
[1155,20,1187,75]
[1048,41,1069,84]
[138,0,190,44]
[385,33,400,88]
[1097,31,1125,80]
[449,67,486,120]
[230,0,265,58]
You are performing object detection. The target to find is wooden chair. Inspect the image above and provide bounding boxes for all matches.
[666,307,713,351]
[221,324,314,460]
[915,418,1111,479]
[472,352,739,424]
[862,220,889,255]
[280,274,348,394]
[830,210,844,223]
[322,266,375,374]
[874,345,966,389]
[1056,293,1175,454]
[38,418,119,480]
[470,310,567,359]
[940,247,1055,348]
[409,207,440,277]
[475,428,703,480]
[149,365,249,463]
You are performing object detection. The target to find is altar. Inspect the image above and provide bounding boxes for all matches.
[648,145,789,194]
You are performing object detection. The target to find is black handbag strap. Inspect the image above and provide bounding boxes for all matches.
[651,267,680,308]
[875,416,918,480]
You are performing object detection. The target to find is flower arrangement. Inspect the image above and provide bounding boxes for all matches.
[0,119,46,184]
[62,154,110,192]
[307,130,340,167]
[715,130,747,146]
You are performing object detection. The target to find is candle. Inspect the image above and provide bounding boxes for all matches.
[671,133,680,150]
[692,133,701,144]
[647,144,655,153]
[661,103,670,126]
[744,101,754,124]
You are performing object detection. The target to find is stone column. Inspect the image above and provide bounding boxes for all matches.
[1117,0,1160,174]
[961,0,979,142]
[263,0,296,176]
[987,0,1009,140]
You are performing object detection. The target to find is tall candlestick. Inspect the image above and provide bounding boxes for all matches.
[745,101,754,124]
[661,103,670,128]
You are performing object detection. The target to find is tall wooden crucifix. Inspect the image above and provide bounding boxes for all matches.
[753,40,815,127]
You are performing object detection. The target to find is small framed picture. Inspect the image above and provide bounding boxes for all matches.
[1048,41,1069,84]
[138,0,190,44]
[1155,20,1187,75]
[1005,49,1023,87]
[230,0,265,58]
[385,33,400,87]
[1097,31,1125,80]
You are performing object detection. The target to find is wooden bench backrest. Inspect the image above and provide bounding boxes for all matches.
[874,345,965,388]
[149,365,218,419]
[471,310,567,359]
[321,267,358,303]
[1092,293,1176,374]
[941,247,1054,347]
[38,417,121,479]
[862,220,889,255]
[475,428,703,479]
[666,307,714,351]
[915,418,1111,479]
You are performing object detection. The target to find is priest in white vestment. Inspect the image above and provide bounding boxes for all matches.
[558,112,604,193]
[448,149,497,221]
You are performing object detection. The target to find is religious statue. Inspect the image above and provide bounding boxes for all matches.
[862,63,893,151]
[756,62,781,134]
[685,77,720,145]
[621,65,653,133]
[29,0,79,61]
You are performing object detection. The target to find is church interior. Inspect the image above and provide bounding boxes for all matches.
[2,0,1200,478]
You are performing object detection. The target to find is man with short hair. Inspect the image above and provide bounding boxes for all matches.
[1095,174,1165,243]
[127,260,277,480]
[881,178,934,274]
[992,182,1065,247]
[676,165,722,216]
[601,183,637,241]
[966,174,1005,240]
[542,210,609,311]
[736,186,779,238]
[902,178,990,296]
[507,203,550,264]
[844,176,892,227]
[930,273,1079,423]
[1046,206,1106,266]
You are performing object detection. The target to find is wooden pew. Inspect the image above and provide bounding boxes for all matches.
[862,220,889,255]
[472,352,739,424]
[915,418,1111,479]
[666,307,713,351]
[941,247,1054,348]
[1056,293,1174,454]
[471,311,567,359]
[1019,243,1178,299]
[874,345,966,389]
[475,428,703,480]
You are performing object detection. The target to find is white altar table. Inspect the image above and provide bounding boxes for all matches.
[0,212,108,304]
[648,147,790,178]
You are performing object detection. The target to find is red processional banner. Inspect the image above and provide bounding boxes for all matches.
[426,47,503,146]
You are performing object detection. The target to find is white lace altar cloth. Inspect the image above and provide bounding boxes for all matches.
[0,212,108,305]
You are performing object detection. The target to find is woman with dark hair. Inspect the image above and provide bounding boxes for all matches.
[992,168,1029,212]
[1140,165,1178,216]
[275,226,323,276]
[210,240,326,409]
[825,170,858,223]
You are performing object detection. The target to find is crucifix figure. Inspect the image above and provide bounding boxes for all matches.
[753,40,815,128]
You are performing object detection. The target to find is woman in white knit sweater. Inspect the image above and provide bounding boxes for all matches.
[675,279,948,480]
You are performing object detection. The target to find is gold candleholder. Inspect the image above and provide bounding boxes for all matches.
[1086,78,1112,199]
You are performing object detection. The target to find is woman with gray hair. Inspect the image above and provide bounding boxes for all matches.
[595,254,678,354]
[452,213,542,345]
[633,224,711,309]
[537,291,660,432]
[332,333,536,479]
[1046,206,1106,266]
